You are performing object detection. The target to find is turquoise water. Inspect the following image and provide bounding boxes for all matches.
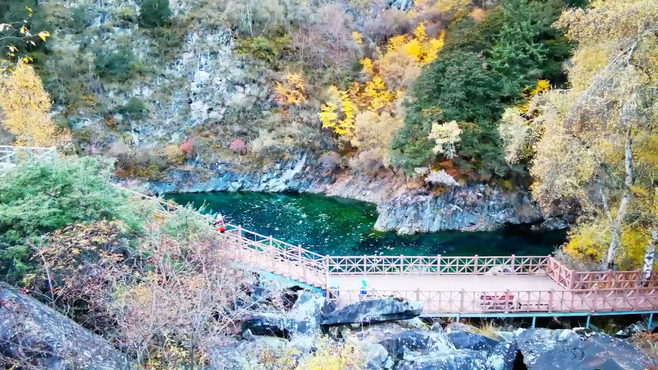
[166,192,566,257]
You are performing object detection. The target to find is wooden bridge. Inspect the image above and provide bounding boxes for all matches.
[4,146,658,323]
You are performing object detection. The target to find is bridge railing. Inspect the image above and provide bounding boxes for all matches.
[327,255,550,275]
[0,146,57,162]
[329,287,658,314]
[571,270,658,290]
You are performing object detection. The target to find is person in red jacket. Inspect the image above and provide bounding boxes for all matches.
[214,213,226,233]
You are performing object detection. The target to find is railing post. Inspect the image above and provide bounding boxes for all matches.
[299,245,305,280]
[511,254,516,275]
[549,289,554,313]
[270,235,276,270]
[474,255,479,274]
[325,255,331,298]
[437,254,441,275]
[400,254,404,275]
[506,289,512,312]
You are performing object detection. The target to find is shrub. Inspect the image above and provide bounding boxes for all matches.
[139,0,171,28]
[235,35,290,63]
[118,97,148,120]
[0,156,151,284]
[94,46,136,81]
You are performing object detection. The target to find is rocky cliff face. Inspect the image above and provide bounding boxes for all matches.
[144,153,548,234]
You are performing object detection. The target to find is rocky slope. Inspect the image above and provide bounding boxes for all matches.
[143,153,551,234]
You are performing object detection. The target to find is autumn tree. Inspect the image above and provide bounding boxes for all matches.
[0,4,50,71]
[349,111,402,172]
[530,0,657,271]
[0,63,68,146]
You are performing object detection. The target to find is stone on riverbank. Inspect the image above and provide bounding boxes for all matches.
[321,298,423,326]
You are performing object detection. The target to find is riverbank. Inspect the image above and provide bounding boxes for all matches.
[145,153,566,235]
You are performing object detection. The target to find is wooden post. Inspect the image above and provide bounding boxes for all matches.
[363,255,367,275]
[474,255,479,274]
[592,285,598,312]
[299,245,305,280]
[569,271,576,290]
[437,255,441,275]
[325,255,331,298]
[400,255,404,275]
[549,289,554,313]
[511,254,516,275]
[506,289,512,312]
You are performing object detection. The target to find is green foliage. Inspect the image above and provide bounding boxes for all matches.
[118,97,148,120]
[0,156,151,284]
[94,46,137,81]
[161,205,216,243]
[489,0,547,93]
[139,0,172,28]
[390,52,509,176]
[69,5,90,32]
[235,35,290,63]
[0,0,52,64]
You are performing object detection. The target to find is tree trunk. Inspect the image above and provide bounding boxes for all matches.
[606,129,633,268]
[643,229,657,281]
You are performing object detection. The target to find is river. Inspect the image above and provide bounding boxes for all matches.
[166,192,566,257]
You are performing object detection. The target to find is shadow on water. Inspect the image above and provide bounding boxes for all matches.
[165,191,566,257]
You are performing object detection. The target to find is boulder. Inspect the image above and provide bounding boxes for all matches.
[0,283,131,369]
[241,313,311,338]
[362,343,389,369]
[447,330,500,352]
[321,298,422,326]
[395,349,489,370]
[516,328,656,370]
[379,329,455,359]
[485,341,519,370]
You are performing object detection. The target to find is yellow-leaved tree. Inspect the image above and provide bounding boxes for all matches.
[274,73,307,106]
[529,0,657,272]
[0,63,69,146]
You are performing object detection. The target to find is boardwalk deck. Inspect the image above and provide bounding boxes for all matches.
[6,146,658,318]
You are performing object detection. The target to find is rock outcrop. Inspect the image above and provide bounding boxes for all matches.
[516,328,655,370]
[0,283,131,369]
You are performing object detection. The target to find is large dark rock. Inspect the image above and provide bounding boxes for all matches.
[447,330,500,352]
[395,349,489,370]
[379,329,454,359]
[321,298,422,326]
[517,328,656,370]
[485,341,519,370]
[241,313,311,338]
[0,283,131,369]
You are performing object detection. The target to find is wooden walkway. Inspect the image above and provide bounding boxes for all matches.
[6,146,658,317]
